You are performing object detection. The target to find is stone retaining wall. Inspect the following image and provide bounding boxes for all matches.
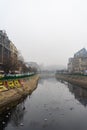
[0,75,39,112]
[56,74,87,88]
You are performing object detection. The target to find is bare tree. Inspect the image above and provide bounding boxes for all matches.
[17,51,28,73]
[3,55,18,74]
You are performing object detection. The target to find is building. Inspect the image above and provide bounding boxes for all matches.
[0,30,18,72]
[68,58,74,73]
[68,83,87,106]
[68,48,87,74]
[74,48,87,58]
[10,41,18,64]
[0,30,11,69]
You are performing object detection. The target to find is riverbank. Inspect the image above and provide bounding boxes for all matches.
[0,75,39,112]
[56,74,87,88]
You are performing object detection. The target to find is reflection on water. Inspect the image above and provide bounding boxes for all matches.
[1,77,87,130]
[0,100,26,130]
[68,83,87,107]
[56,78,87,107]
[39,77,57,85]
[10,101,26,127]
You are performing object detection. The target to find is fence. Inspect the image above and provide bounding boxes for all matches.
[0,72,35,92]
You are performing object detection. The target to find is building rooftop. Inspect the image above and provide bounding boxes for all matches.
[74,48,87,58]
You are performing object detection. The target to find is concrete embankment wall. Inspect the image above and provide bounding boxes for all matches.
[56,74,87,88]
[0,75,39,111]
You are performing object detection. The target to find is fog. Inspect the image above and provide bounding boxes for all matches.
[0,0,87,66]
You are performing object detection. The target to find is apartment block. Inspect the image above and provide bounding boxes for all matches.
[68,48,87,74]
[0,30,18,71]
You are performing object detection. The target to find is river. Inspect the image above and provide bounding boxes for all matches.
[1,77,87,130]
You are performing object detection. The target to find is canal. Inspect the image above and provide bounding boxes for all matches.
[1,77,87,130]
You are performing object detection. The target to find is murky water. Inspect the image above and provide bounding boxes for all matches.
[1,77,87,130]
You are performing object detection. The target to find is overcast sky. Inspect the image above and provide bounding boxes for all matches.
[0,0,87,66]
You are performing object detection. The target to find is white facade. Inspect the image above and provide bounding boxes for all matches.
[68,48,87,74]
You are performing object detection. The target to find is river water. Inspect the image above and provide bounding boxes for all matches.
[1,77,87,130]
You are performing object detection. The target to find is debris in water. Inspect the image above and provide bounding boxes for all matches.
[20,123,24,126]
[44,118,47,121]
[70,107,74,110]
[6,107,10,110]
[6,115,9,118]
[23,107,25,110]
[2,121,5,125]
[8,112,11,115]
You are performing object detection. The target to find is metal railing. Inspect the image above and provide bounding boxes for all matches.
[0,72,35,80]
